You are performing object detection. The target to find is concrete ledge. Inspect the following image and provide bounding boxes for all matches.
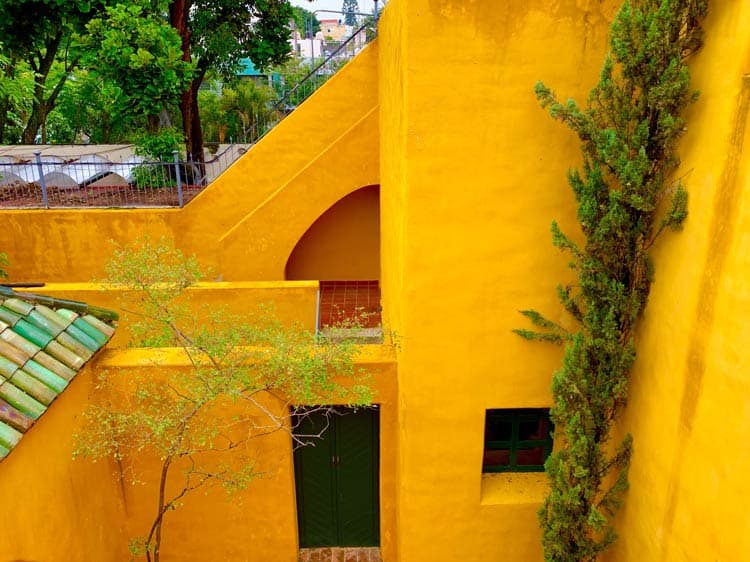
[480,473,548,506]
[96,343,397,368]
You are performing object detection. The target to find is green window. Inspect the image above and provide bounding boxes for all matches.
[483,409,553,473]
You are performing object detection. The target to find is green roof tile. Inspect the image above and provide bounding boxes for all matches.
[0,306,22,327]
[34,305,72,332]
[0,383,46,419]
[14,319,54,348]
[0,328,41,357]
[27,310,66,337]
[0,287,117,462]
[0,399,33,432]
[0,421,22,450]
[73,318,108,347]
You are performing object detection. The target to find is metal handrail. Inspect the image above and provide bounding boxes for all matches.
[273,21,374,114]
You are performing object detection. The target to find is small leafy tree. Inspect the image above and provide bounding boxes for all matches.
[0,45,34,143]
[75,238,371,562]
[515,1,707,560]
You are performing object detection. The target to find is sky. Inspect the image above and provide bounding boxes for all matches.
[289,0,386,16]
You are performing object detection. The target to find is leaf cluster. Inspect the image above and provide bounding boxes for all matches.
[199,79,278,144]
[82,3,194,122]
[0,252,8,280]
[290,6,321,37]
[75,237,371,559]
[519,2,707,560]
[190,0,293,78]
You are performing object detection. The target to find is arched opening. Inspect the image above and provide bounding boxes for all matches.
[285,185,380,330]
[285,185,380,281]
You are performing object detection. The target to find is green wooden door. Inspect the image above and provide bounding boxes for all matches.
[293,407,380,547]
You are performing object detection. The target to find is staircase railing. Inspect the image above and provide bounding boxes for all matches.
[269,21,374,123]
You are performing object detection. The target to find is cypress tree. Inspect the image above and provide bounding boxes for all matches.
[515,1,708,560]
[342,0,359,26]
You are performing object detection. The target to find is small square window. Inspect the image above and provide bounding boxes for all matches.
[482,409,553,473]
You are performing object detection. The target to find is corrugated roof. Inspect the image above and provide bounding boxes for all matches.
[0,286,117,461]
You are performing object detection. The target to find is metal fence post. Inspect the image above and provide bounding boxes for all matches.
[173,150,184,207]
[34,151,48,209]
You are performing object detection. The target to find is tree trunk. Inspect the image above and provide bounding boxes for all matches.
[146,457,172,562]
[169,0,208,176]
[147,114,160,134]
[21,33,68,145]
[21,97,45,144]
[186,79,206,177]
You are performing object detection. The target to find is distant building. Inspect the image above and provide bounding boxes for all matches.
[317,19,351,41]
[290,29,325,60]
[236,59,279,87]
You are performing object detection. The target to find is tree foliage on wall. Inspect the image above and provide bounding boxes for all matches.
[74,238,371,562]
[515,1,707,560]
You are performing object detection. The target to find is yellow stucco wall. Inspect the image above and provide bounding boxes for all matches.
[0,363,130,560]
[285,185,381,281]
[0,346,397,562]
[3,1,750,561]
[605,2,750,560]
[0,43,379,284]
[378,1,619,560]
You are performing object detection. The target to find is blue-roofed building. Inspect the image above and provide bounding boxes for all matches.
[237,58,281,87]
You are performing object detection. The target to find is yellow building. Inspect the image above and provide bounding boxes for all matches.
[0,1,749,561]
[318,19,351,42]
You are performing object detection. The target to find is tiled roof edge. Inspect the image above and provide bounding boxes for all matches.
[0,286,117,462]
[0,285,119,323]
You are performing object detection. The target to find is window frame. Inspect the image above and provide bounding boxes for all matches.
[482,408,554,473]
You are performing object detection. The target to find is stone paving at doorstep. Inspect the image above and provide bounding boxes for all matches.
[298,547,382,562]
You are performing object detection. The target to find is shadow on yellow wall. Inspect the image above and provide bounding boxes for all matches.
[286,185,380,281]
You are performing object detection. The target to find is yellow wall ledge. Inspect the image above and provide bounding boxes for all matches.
[480,473,548,506]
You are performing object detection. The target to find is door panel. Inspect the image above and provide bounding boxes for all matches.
[293,411,338,547]
[337,409,379,546]
[293,407,380,548]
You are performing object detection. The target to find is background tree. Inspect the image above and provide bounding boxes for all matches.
[290,6,321,37]
[0,46,34,143]
[75,238,371,562]
[515,1,707,560]
[83,3,194,133]
[219,80,277,142]
[168,0,293,165]
[45,68,147,144]
[0,0,111,143]
[342,0,359,26]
